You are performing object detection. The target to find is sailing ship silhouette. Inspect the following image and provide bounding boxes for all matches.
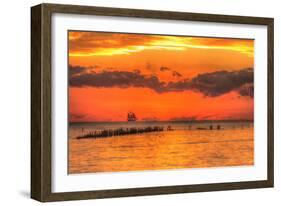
[127,112,137,121]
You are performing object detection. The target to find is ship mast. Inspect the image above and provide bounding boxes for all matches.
[127,112,137,121]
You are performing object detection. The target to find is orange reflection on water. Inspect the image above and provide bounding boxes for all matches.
[68,128,253,174]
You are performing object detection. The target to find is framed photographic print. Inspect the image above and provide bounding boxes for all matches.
[31,3,274,202]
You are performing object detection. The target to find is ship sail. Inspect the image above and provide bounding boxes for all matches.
[127,112,137,121]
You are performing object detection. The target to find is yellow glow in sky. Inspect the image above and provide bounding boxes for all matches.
[68,32,254,57]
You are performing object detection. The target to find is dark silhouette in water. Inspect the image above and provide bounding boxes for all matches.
[196,125,222,130]
[76,122,227,139]
[196,127,208,130]
[77,126,166,139]
[167,125,174,131]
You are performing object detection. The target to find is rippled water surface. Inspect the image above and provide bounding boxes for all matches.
[68,121,253,174]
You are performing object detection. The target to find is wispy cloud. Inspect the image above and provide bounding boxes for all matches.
[69,31,254,57]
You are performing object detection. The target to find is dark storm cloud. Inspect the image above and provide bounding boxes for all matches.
[69,65,253,97]
[69,69,166,93]
[160,66,182,78]
[167,68,253,97]
[69,65,87,76]
[133,69,141,74]
[236,83,254,98]
[172,71,182,78]
[160,66,171,72]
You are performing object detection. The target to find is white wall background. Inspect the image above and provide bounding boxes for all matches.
[0,0,279,205]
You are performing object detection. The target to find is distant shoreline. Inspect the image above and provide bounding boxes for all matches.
[70,119,254,125]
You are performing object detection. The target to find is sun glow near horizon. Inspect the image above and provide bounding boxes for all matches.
[68,31,254,122]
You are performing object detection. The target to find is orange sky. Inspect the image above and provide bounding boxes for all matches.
[68,31,254,122]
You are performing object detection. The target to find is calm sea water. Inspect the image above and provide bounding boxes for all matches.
[68,121,254,174]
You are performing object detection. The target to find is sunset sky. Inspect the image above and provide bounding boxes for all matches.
[68,31,254,122]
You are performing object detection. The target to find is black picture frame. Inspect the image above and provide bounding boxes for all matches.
[31,3,274,202]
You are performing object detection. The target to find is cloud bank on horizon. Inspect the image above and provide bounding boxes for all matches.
[69,65,253,98]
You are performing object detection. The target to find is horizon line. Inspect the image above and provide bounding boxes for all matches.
[69,119,254,124]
